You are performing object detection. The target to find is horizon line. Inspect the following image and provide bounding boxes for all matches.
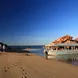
[8,44,45,46]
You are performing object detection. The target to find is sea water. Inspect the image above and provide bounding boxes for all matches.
[9,45,44,56]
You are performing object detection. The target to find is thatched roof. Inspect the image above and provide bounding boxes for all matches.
[45,35,78,47]
[50,35,73,45]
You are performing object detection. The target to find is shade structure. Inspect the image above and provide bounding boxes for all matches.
[56,43,78,46]
[45,35,78,49]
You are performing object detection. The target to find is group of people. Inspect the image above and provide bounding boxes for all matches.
[0,44,6,52]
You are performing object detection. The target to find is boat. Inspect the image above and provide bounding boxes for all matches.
[44,43,78,60]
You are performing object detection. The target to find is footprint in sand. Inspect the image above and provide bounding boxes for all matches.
[11,63,16,67]
[2,67,10,72]
[20,67,25,72]
[20,67,27,78]
[7,67,10,69]
[4,69,7,72]
[21,72,27,75]
[22,69,24,71]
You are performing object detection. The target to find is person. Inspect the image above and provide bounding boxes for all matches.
[44,49,48,59]
[45,51,48,59]
[3,45,6,52]
[0,44,1,52]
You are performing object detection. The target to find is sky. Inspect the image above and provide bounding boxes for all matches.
[0,0,78,45]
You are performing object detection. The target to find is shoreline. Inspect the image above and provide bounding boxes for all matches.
[23,48,42,51]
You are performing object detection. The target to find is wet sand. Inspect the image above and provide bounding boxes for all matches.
[0,52,78,78]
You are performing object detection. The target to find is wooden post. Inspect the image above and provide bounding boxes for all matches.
[74,46,75,50]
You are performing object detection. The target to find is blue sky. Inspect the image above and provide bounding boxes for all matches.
[0,0,78,45]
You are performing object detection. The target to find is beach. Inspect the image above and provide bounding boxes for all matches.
[0,52,78,78]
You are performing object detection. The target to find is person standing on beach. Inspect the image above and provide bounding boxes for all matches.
[3,45,6,52]
[0,44,1,52]
[44,49,48,59]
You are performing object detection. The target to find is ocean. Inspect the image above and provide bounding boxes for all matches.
[9,45,44,56]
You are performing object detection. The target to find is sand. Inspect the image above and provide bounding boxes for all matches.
[0,52,78,78]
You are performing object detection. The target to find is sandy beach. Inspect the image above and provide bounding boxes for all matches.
[0,52,78,78]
